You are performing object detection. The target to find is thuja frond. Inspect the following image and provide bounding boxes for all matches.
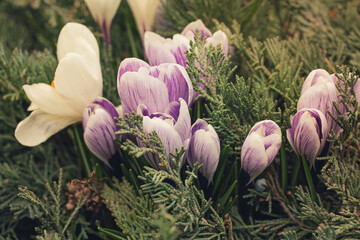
[17,169,90,239]
[115,113,173,172]
[140,165,230,239]
[102,178,180,240]
[291,186,360,239]
[114,113,230,239]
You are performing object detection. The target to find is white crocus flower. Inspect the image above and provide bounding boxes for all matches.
[127,0,160,39]
[15,22,102,147]
[84,0,121,45]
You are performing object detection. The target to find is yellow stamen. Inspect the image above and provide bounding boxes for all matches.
[51,76,55,88]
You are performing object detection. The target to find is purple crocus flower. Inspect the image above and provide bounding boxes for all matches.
[117,58,194,114]
[138,99,191,169]
[82,97,120,166]
[298,69,344,135]
[187,119,220,183]
[144,19,228,67]
[286,108,328,168]
[241,120,282,183]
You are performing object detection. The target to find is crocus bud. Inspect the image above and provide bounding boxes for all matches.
[298,69,344,135]
[84,0,121,46]
[83,97,119,166]
[117,58,194,114]
[127,0,160,39]
[187,119,220,183]
[286,108,328,167]
[181,19,212,40]
[241,120,282,183]
[139,99,191,169]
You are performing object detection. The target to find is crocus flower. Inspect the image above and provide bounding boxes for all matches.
[15,23,102,147]
[241,120,282,183]
[83,97,120,166]
[84,0,121,46]
[127,0,160,39]
[117,58,193,114]
[286,108,328,167]
[298,69,344,135]
[187,119,220,183]
[139,99,191,169]
[144,19,228,67]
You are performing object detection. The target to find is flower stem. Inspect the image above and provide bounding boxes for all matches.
[301,155,318,203]
[280,143,287,191]
[125,18,139,58]
[72,125,92,176]
[290,155,301,187]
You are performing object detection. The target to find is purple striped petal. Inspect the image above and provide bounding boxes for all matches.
[142,116,185,169]
[241,132,268,183]
[144,31,190,67]
[83,97,119,129]
[286,108,328,167]
[83,106,118,165]
[156,63,194,105]
[301,69,332,95]
[297,80,341,135]
[117,58,150,82]
[144,32,177,66]
[205,30,229,57]
[187,118,220,182]
[118,71,169,114]
[181,19,212,41]
[172,99,191,142]
[241,120,282,182]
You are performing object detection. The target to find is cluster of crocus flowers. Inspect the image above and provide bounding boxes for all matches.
[241,120,282,183]
[144,19,228,67]
[297,69,344,136]
[15,23,102,147]
[117,57,220,181]
[286,69,343,166]
[84,0,121,46]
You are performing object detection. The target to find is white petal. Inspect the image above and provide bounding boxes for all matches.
[128,0,160,39]
[15,110,78,147]
[57,22,99,61]
[54,53,102,112]
[23,84,79,117]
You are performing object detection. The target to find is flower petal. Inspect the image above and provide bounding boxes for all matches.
[119,71,169,114]
[157,63,193,104]
[205,30,229,57]
[187,129,220,182]
[301,69,331,95]
[171,99,191,142]
[57,22,99,61]
[14,110,78,147]
[181,19,212,40]
[144,31,177,66]
[54,53,102,111]
[142,116,184,168]
[241,132,268,182]
[117,58,150,82]
[83,107,117,164]
[23,83,79,117]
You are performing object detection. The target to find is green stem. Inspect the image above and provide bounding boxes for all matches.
[125,19,139,58]
[301,155,318,203]
[290,155,301,187]
[280,143,287,191]
[72,125,91,176]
